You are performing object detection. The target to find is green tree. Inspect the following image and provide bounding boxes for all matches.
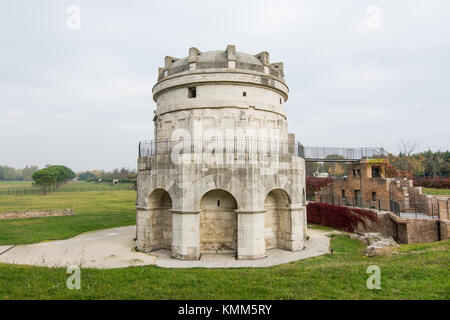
[32,168,57,195]
[79,171,97,181]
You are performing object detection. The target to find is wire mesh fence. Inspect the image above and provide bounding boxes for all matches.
[315,194,443,219]
[0,183,134,196]
[303,146,386,162]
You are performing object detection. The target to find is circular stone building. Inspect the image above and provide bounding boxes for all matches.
[136,45,307,260]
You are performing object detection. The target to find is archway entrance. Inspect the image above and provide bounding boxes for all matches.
[148,189,172,250]
[264,189,291,250]
[200,189,237,253]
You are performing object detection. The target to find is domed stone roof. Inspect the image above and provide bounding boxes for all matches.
[157,45,285,82]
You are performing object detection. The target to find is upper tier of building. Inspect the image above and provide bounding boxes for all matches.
[152,45,288,102]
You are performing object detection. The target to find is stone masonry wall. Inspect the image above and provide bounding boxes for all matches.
[0,209,75,220]
[200,189,238,253]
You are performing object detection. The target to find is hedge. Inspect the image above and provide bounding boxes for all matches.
[413,177,450,189]
[307,202,377,232]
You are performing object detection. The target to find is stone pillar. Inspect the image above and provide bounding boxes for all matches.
[281,206,305,251]
[136,206,153,252]
[236,210,266,260]
[170,210,200,260]
[437,197,449,220]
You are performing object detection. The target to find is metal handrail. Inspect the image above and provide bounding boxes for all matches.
[138,138,304,158]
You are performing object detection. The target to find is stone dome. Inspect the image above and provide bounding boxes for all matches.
[156,45,285,82]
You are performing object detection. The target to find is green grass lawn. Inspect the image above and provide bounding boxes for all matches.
[0,236,448,300]
[0,190,136,245]
[0,190,448,299]
[422,188,450,196]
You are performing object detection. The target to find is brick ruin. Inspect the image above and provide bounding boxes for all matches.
[315,159,449,217]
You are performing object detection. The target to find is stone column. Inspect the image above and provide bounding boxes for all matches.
[136,206,153,252]
[170,209,200,260]
[281,206,305,251]
[236,210,266,260]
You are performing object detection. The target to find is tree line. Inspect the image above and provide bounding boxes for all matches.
[77,167,137,182]
[0,165,38,181]
[392,150,449,177]
[306,149,449,178]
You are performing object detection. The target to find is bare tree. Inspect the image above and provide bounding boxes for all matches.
[398,139,420,157]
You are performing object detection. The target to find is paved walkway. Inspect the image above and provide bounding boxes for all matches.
[0,226,157,269]
[0,226,330,269]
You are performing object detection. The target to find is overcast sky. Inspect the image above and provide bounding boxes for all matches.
[0,0,449,171]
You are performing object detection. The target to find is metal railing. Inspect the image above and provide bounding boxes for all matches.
[315,194,443,219]
[139,138,305,158]
[303,146,387,162]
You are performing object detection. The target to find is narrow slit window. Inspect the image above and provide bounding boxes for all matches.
[188,87,196,98]
[243,92,247,97]
[217,200,220,207]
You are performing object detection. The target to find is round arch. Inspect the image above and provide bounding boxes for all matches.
[184,174,245,210]
[264,189,291,250]
[148,188,173,250]
[199,189,238,254]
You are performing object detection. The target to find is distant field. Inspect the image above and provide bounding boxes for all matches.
[422,188,450,196]
[0,180,133,195]
[0,181,32,189]
[0,190,136,245]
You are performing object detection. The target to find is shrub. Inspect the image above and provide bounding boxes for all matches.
[307,202,377,232]
[413,177,450,189]
[306,177,333,197]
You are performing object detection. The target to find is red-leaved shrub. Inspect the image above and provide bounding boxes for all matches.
[306,177,333,198]
[307,202,378,232]
[413,177,450,189]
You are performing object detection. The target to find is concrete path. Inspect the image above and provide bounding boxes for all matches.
[0,226,330,269]
[154,228,330,268]
[0,226,157,269]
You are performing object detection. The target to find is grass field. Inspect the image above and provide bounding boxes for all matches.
[422,188,450,196]
[0,190,136,245]
[0,189,448,299]
[0,235,448,299]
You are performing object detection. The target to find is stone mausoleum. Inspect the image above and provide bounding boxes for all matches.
[136,45,307,260]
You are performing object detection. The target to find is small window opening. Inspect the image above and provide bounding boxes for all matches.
[243,92,247,97]
[188,87,196,98]
[372,192,376,201]
[372,166,380,178]
[357,169,361,177]
[352,169,356,178]
[217,200,220,207]
[280,98,282,104]
[171,59,176,64]
[342,190,346,199]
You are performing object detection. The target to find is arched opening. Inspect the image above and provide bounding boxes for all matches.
[200,189,237,253]
[148,189,173,250]
[264,189,291,250]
